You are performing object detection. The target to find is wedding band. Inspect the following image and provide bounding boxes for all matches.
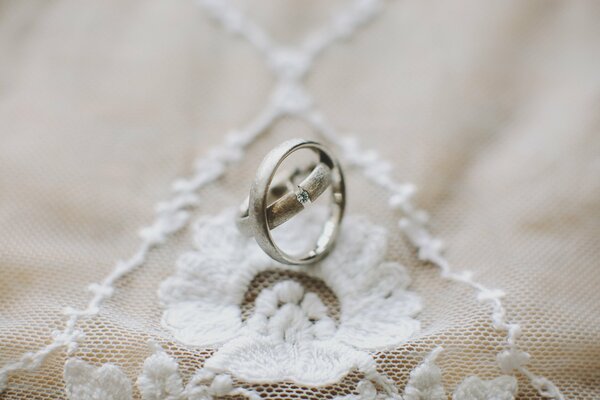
[237,138,345,265]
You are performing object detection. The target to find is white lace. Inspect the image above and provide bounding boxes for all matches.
[160,207,420,389]
[61,345,520,400]
[0,0,563,398]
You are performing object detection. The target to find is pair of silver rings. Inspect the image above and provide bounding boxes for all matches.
[236,138,345,265]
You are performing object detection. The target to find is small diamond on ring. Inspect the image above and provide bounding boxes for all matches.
[295,186,311,206]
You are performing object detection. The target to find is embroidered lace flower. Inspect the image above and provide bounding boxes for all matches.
[63,345,519,400]
[159,206,421,385]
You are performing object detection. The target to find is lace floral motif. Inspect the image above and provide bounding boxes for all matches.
[399,347,518,400]
[64,359,132,400]
[63,346,518,400]
[64,344,261,400]
[159,207,421,386]
[403,348,446,400]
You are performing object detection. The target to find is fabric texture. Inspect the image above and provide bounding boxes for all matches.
[0,0,599,399]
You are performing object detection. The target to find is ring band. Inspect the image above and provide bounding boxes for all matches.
[238,162,332,232]
[236,138,345,265]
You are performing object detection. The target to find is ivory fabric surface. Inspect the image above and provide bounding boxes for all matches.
[0,0,599,399]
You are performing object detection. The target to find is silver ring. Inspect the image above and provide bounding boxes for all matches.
[237,138,345,265]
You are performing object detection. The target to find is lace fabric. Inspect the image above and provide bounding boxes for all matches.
[0,0,599,399]
[160,207,420,386]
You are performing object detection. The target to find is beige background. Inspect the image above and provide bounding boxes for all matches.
[0,0,599,398]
